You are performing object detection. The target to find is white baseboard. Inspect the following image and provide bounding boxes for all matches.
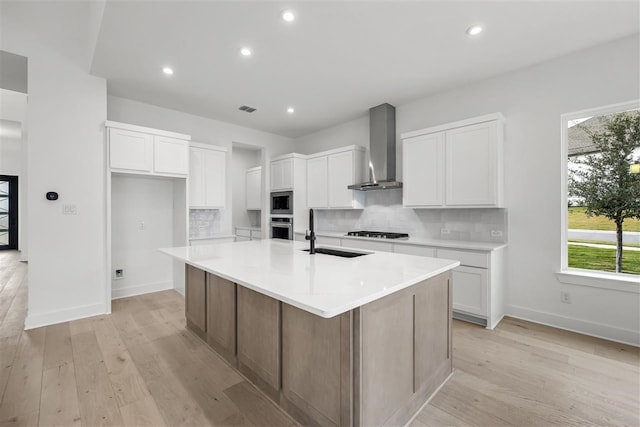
[506,304,640,347]
[25,302,107,330]
[174,286,185,296]
[111,281,173,300]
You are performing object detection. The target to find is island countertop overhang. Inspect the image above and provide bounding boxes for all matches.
[160,239,460,318]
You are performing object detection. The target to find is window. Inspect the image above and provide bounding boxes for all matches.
[560,101,640,286]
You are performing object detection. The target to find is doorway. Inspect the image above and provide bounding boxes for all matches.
[0,175,18,250]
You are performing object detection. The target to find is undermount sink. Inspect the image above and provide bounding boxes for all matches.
[302,247,370,258]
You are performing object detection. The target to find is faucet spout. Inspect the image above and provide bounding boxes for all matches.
[305,208,316,254]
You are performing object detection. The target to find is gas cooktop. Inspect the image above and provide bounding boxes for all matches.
[346,231,409,239]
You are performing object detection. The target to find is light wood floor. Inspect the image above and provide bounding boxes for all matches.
[0,250,638,427]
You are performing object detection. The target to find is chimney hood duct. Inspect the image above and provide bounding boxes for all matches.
[348,103,402,191]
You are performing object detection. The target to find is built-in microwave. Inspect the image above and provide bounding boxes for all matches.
[270,191,293,215]
[271,217,293,240]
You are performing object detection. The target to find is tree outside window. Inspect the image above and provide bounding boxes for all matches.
[566,108,640,275]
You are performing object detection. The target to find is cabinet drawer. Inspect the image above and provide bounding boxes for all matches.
[393,244,436,257]
[235,228,252,238]
[317,236,342,246]
[342,239,393,252]
[437,248,488,268]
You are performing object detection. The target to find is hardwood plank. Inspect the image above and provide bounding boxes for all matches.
[119,395,167,427]
[73,360,125,427]
[38,363,81,427]
[43,323,73,370]
[91,316,150,407]
[224,381,297,427]
[0,410,38,427]
[0,328,46,420]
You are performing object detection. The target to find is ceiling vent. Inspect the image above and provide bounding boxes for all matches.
[238,105,257,113]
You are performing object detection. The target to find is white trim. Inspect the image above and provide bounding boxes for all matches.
[306,145,366,159]
[111,281,173,300]
[556,269,639,293]
[189,141,228,152]
[560,99,640,286]
[506,304,640,347]
[105,120,191,140]
[270,152,308,162]
[400,112,505,139]
[25,303,107,330]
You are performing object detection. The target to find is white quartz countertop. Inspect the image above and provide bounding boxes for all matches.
[295,231,507,251]
[160,239,459,318]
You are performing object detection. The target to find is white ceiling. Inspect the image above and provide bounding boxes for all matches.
[88,1,639,138]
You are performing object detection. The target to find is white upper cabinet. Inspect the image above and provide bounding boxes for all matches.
[445,122,499,206]
[246,166,262,210]
[401,113,504,208]
[108,128,153,173]
[189,143,227,209]
[154,135,189,175]
[306,146,365,209]
[107,121,190,178]
[306,156,328,208]
[403,132,444,207]
[271,158,294,191]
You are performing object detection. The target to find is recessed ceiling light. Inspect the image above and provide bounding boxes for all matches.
[240,47,252,57]
[287,107,295,114]
[162,67,174,75]
[282,10,295,22]
[466,25,483,36]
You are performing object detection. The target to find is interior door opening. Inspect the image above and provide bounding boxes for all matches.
[0,175,18,250]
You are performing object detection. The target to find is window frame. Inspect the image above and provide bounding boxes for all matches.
[558,100,640,292]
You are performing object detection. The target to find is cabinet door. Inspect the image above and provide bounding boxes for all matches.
[271,158,293,191]
[328,151,355,208]
[307,156,328,208]
[109,128,153,172]
[246,168,262,210]
[450,266,487,317]
[402,133,444,207]
[189,148,205,207]
[154,135,189,175]
[206,273,236,362]
[185,264,207,335]
[445,121,498,206]
[203,148,226,208]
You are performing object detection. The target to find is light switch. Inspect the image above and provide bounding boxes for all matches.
[63,204,77,215]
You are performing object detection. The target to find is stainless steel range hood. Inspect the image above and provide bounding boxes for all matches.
[348,103,402,191]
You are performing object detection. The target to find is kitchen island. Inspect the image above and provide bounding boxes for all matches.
[160,239,459,427]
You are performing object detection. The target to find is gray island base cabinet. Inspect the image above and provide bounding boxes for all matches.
[185,265,452,427]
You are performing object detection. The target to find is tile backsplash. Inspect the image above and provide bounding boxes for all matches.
[315,189,508,243]
[189,209,224,239]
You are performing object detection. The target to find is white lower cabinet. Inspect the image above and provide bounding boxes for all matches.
[449,266,487,318]
[342,239,393,252]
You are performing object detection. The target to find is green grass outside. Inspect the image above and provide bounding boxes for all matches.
[568,207,640,232]
[568,244,640,274]
[569,239,640,248]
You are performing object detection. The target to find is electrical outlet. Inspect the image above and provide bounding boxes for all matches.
[491,230,503,237]
[138,221,145,230]
[441,228,450,235]
[115,269,124,279]
[560,291,571,304]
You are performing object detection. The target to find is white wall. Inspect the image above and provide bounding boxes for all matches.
[111,175,178,299]
[294,35,640,345]
[232,146,262,229]
[1,2,109,328]
[107,96,294,236]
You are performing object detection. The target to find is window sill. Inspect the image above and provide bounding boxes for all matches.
[556,269,640,294]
